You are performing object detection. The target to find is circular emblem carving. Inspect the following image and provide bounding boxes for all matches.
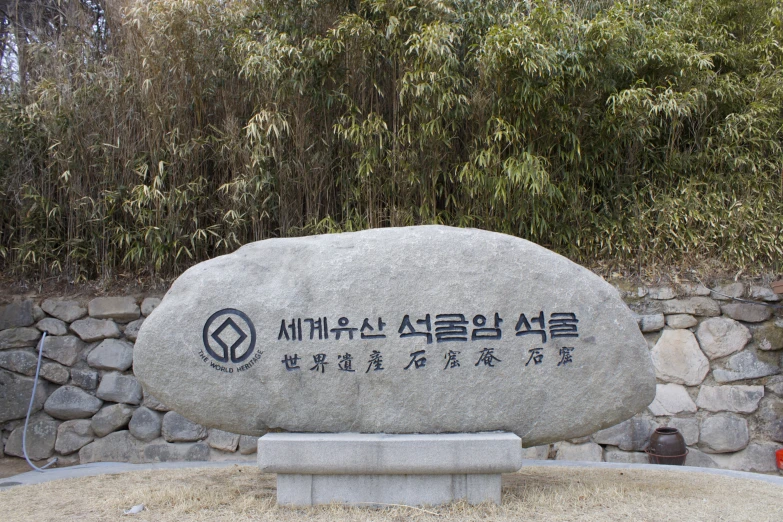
[202,309,256,364]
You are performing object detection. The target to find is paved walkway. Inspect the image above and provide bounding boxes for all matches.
[1,459,781,490]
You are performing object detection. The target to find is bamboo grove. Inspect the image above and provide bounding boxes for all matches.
[0,0,782,281]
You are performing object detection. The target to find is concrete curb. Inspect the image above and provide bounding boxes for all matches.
[524,460,783,486]
[2,459,782,491]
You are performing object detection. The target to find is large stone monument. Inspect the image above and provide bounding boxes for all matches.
[134,226,656,505]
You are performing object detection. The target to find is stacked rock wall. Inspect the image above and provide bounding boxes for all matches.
[1,281,781,472]
[0,296,258,466]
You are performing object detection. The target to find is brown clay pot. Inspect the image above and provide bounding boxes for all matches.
[646,427,687,465]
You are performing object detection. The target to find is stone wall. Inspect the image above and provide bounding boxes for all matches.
[1,281,781,471]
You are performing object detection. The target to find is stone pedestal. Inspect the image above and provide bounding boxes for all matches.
[257,432,523,506]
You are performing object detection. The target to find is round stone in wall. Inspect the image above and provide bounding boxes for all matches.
[650,329,709,386]
[44,385,103,420]
[92,403,135,437]
[696,317,751,360]
[87,339,134,371]
[699,413,749,453]
[129,406,163,442]
[162,411,207,442]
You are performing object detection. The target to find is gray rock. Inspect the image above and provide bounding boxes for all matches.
[32,304,45,322]
[721,303,773,323]
[86,339,133,371]
[637,314,665,333]
[123,318,144,342]
[665,314,697,329]
[96,372,142,404]
[41,299,87,323]
[88,296,140,322]
[756,397,783,443]
[650,330,709,385]
[592,416,658,451]
[0,349,38,376]
[647,384,697,416]
[695,385,764,413]
[44,385,103,420]
[667,417,699,445]
[161,412,207,442]
[603,448,649,464]
[699,414,749,453]
[0,300,34,330]
[4,416,59,460]
[661,297,720,317]
[766,375,783,397]
[55,419,94,455]
[40,362,69,384]
[41,335,84,366]
[91,403,135,437]
[71,367,99,390]
[713,351,780,383]
[554,441,603,462]
[79,430,140,464]
[141,390,169,412]
[709,442,783,473]
[69,318,120,342]
[206,429,240,452]
[695,317,750,360]
[128,407,163,442]
[0,369,48,423]
[710,282,744,301]
[520,444,550,460]
[648,287,675,300]
[135,227,656,443]
[238,435,259,455]
[0,327,41,349]
[684,448,718,468]
[141,298,162,317]
[680,283,711,296]
[36,318,68,336]
[749,285,781,302]
[141,439,210,463]
[754,322,783,351]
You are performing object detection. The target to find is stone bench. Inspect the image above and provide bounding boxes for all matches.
[257,432,523,506]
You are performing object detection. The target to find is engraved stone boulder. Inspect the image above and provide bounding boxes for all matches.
[134,226,656,446]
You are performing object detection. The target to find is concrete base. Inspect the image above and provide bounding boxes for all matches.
[257,432,523,507]
[278,473,500,506]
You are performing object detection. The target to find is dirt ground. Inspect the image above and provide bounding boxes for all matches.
[0,465,781,521]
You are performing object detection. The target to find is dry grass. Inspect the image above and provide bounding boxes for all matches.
[1,465,782,521]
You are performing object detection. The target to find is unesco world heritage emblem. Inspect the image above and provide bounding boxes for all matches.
[202,308,257,365]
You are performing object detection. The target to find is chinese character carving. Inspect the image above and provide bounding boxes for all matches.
[366,350,384,372]
[557,347,574,366]
[444,349,461,369]
[404,350,427,370]
[338,353,355,372]
[281,353,301,370]
[475,347,501,367]
[310,353,328,373]
[525,348,544,366]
